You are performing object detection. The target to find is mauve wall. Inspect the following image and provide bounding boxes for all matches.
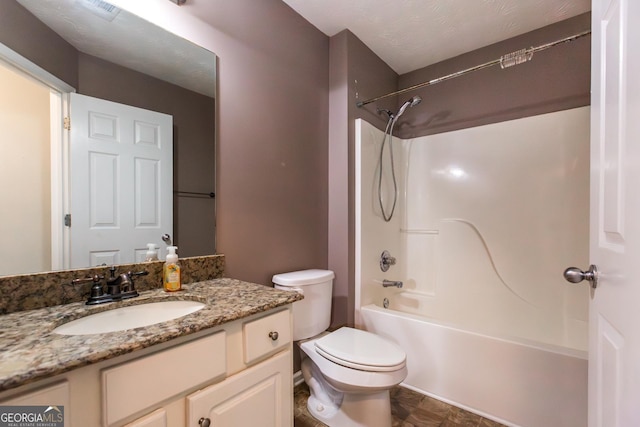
[177,0,330,286]
[328,31,398,327]
[395,12,590,138]
[0,0,78,86]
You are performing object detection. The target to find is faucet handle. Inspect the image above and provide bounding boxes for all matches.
[71,274,104,285]
[129,270,149,278]
[380,250,397,272]
[128,270,149,284]
[123,270,148,293]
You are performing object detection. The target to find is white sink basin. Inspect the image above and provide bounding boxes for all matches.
[53,300,205,336]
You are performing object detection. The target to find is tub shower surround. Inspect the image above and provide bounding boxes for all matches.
[355,108,590,426]
[0,255,225,314]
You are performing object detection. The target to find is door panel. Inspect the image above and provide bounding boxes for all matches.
[589,0,640,425]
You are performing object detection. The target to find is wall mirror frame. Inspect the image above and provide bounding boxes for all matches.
[0,0,217,277]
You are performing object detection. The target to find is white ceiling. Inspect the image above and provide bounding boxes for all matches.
[282,0,591,74]
[15,0,216,97]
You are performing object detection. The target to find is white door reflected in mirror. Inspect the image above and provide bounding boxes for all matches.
[69,93,173,267]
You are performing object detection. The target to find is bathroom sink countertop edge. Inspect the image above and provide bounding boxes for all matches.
[0,278,303,392]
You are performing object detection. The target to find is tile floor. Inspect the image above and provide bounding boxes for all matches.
[294,383,507,427]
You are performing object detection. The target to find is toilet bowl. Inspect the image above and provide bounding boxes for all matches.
[300,327,407,426]
[273,269,407,427]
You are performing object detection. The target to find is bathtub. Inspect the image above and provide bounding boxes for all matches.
[358,302,588,427]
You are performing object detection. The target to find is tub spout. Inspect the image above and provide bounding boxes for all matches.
[382,280,403,288]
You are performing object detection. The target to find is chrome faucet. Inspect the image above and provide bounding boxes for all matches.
[382,280,403,288]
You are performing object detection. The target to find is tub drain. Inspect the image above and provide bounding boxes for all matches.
[383,298,389,308]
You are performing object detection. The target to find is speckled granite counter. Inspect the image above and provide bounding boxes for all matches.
[0,278,303,392]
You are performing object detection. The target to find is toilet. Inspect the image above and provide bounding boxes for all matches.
[273,269,407,427]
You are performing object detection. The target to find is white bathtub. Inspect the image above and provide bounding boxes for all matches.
[358,303,588,427]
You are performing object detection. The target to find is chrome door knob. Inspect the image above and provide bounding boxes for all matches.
[198,417,211,427]
[563,265,598,288]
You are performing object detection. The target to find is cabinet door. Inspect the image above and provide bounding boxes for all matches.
[187,351,292,427]
[125,408,167,427]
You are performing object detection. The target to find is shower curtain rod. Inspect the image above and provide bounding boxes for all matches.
[355,29,591,108]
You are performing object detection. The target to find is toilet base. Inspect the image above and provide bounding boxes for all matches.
[306,389,392,427]
[302,354,393,427]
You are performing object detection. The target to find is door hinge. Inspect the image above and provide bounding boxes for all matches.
[64,214,71,227]
[64,116,70,130]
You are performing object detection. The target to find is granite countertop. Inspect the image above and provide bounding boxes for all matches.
[0,278,303,392]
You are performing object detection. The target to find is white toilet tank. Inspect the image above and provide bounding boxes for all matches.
[273,269,334,341]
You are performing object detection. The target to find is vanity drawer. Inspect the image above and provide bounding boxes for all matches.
[243,309,291,365]
[0,380,69,406]
[102,331,226,426]
[0,381,69,426]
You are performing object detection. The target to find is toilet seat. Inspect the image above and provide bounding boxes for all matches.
[300,336,407,393]
[314,327,406,372]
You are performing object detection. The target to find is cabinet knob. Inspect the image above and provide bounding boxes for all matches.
[198,417,211,427]
[268,331,279,341]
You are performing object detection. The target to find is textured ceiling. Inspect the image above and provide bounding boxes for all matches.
[15,0,216,97]
[282,0,591,74]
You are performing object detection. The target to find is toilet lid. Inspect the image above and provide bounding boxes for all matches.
[314,327,406,372]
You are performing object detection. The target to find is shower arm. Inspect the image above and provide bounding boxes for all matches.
[355,29,591,108]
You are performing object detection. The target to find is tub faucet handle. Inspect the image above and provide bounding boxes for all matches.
[380,250,396,272]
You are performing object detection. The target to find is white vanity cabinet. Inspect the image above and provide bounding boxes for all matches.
[186,309,292,427]
[0,306,293,427]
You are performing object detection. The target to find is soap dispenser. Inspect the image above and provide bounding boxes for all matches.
[163,246,181,292]
[145,243,159,262]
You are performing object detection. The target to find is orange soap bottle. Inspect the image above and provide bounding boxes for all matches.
[163,246,181,292]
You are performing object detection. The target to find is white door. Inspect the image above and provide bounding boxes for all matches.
[70,93,172,268]
[588,0,640,425]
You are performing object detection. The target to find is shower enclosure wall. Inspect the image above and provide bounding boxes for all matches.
[355,107,590,426]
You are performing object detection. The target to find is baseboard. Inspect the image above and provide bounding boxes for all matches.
[293,370,304,387]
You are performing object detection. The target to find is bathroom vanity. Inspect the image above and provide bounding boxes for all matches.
[0,278,301,426]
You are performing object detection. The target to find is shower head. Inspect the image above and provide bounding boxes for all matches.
[395,96,422,118]
[409,95,422,106]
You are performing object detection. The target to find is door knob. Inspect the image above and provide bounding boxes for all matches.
[198,418,211,427]
[563,265,598,288]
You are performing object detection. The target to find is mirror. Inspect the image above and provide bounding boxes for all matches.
[0,0,217,276]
